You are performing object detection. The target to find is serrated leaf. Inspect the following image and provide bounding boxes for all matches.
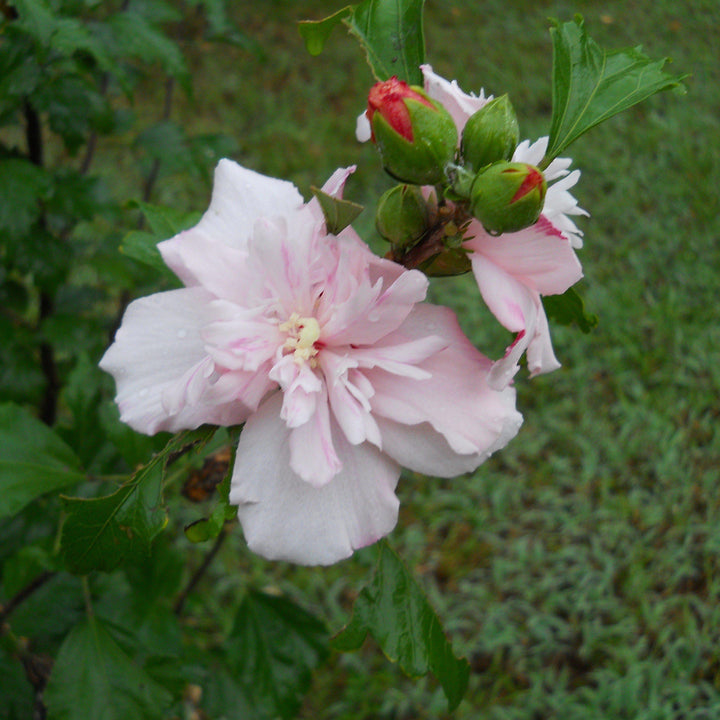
[345,0,426,84]
[546,16,686,160]
[298,6,353,56]
[61,426,216,574]
[127,199,201,238]
[332,541,469,711]
[542,286,598,333]
[0,403,85,519]
[44,616,173,720]
[120,230,177,278]
[225,590,329,720]
[310,186,363,235]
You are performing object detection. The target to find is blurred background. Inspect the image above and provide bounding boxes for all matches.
[2,0,719,718]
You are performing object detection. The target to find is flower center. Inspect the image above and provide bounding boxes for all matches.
[278,313,321,366]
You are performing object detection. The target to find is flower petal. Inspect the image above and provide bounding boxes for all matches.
[229,393,400,565]
[464,216,583,296]
[470,254,560,387]
[159,160,304,291]
[99,288,250,433]
[421,64,491,135]
[367,304,523,458]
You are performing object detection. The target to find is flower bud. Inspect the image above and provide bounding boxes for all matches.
[470,161,547,235]
[375,184,430,248]
[461,95,519,171]
[366,77,458,185]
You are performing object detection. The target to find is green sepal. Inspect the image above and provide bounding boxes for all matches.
[310,186,364,235]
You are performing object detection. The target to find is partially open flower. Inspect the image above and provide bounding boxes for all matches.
[366,77,458,185]
[470,161,547,235]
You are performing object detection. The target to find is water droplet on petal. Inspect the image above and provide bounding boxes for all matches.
[177,329,187,339]
[139,389,148,398]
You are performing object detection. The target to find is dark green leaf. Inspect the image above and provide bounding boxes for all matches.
[61,426,216,574]
[44,616,173,720]
[107,11,187,81]
[332,541,470,711]
[0,403,85,519]
[298,6,353,56]
[546,16,686,160]
[310,186,364,235]
[345,0,426,84]
[542,286,598,333]
[0,159,51,240]
[127,200,201,239]
[225,590,329,719]
[120,230,177,278]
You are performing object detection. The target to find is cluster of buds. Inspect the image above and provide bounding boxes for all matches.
[364,78,547,262]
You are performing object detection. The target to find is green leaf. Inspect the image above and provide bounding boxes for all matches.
[542,286,598,333]
[225,590,329,719]
[61,426,216,574]
[107,11,187,81]
[546,16,686,160]
[310,186,364,235]
[345,0,426,84]
[44,616,173,720]
[332,541,470,711]
[0,159,52,240]
[298,6,353,56]
[0,403,85,519]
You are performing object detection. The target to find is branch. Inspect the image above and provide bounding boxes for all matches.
[0,571,56,628]
[173,527,228,616]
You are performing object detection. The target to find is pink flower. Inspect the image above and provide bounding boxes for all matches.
[420,65,587,387]
[100,160,522,565]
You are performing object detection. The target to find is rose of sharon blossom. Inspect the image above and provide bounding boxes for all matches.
[100,160,522,565]
[420,64,587,388]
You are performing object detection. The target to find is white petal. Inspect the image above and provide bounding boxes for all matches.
[99,288,249,433]
[356,111,372,142]
[229,393,400,565]
[159,160,304,289]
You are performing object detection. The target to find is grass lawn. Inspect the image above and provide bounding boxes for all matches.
[89,1,720,717]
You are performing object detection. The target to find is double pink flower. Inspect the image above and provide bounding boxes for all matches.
[101,161,522,565]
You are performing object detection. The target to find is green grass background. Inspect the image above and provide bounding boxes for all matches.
[107,1,719,717]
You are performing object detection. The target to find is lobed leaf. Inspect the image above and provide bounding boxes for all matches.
[546,16,686,161]
[61,426,216,574]
[0,403,85,519]
[332,541,470,711]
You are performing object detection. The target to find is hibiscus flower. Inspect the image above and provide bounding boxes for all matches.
[100,160,522,565]
[420,65,587,388]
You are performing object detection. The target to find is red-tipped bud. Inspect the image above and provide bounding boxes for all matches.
[470,161,547,235]
[365,77,458,185]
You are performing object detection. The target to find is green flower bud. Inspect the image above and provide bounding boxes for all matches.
[470,161,547,235]
[367,77,458,185]
[461,95,519,171]
[375,184,430,248]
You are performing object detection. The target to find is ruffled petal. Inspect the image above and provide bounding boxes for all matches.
[367,304,523,457]
[470,255,560,387]
[99,288,250,433]
[229,393,400,565]
[159,160,303,290]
